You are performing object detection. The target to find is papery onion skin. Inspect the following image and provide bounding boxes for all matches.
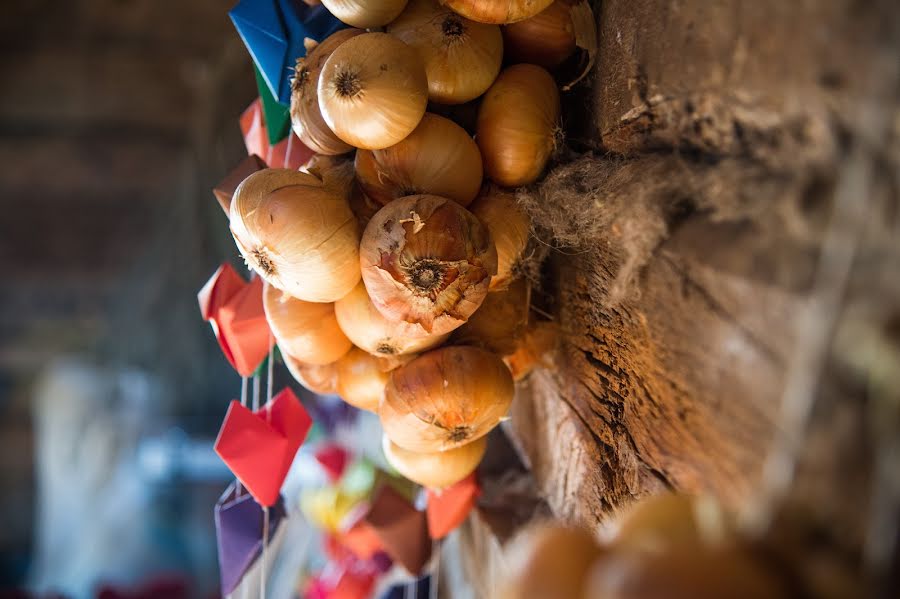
[501,1,576,69]
[318,33,428,150]
[469,185,530,290]
[450,278,529,355]
[380,345,513,452]
[229,168,360,302]
[503,320,558,381]
[355,113,483,207]
[263,283,352,365]
[360,194,497,335]
[320,0,408,28]
[477,64,560,187]
[335,282,448,357]
[283,352,339,395]
[388,0,502,105]
[291,29,363,155]
[382,434,486,489]
[439,0,553,24]
[335,347,393,412]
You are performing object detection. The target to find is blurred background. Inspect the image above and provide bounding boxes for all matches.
[0,0,273,595]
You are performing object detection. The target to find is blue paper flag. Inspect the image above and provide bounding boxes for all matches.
[230,0,345,104]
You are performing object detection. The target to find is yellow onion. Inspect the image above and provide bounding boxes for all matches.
[348,180,381,230]
[283,352,339,395]
[477,64,560,187]
[335,347,395,412]
[360,195,497,335]
[501,1,575,69]
[499,524,603,599]
[291,29,363,155]
[262,282,351,365]
[230,169,360,302]
[450,278,530,355]
[470,185,531,290]
[318,33,428,150]
[439,0,553,24]
[335,282,448,357]
[320,0,408,28]
[380,345,513,451]
[382,434,486,489]
[388,0,502,104]
[503,320,558,381]
[355,113,483,207]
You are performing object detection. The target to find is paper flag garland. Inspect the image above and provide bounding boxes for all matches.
[213,154,267,215]
[364,485,431,576]
[339,503,384,561]
[214,387,312,506]
[198,264,273,377]
[329,567,376,599]
[426,473,481,540]
[315,443,350,483]
[240,98,314,170]
[229,0,345,104]
[254,64,290,145]
[214,483,287,595]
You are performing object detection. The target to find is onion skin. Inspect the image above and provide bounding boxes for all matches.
[360,194,497,335]
[501,1,576,69]
[318,33,428,150]
[229,168,360,303]
[335,347,393,412]
[283,352,339,395]
[503,320,558,381]
[450,278,530,355]
[388,0,503,104]
[335,281,448,357]
[382,434,486,489]
[439,0,553,24]
[320,0,408,28]
[263,283,352,365]
[291,29,363,155]
[477,64,560,187]
[469,185,530,290]
[380,345,514,452]
[355,113,483,208]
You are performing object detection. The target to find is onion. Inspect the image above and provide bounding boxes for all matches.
[477,64,560,187]
[388,0,502,104]
[335,282,448,357]
[283,352,339,395]
[318,33,428,150]
[355,113,483,207]
[469,185,531,290]
[319,0,408,28]
[380,345,513,451]
[263,283,352,365]
[348,180,382,230]
[501,1,575,69]
[335,347,394,412]
[230,169,360,302]
[382,434,485,489]
[290,29,363,155]
[359,194,497,335]
[503,320,558,381]
[450,278,529,355]
[439,0,553,24]
[500,524,603,599]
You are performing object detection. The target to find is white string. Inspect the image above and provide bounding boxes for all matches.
[405,577,416,599]
[266,336,274,407]
[429,541,440,599]
[260,506,270,599]
[252,374,260,412]
[235,376,249,497]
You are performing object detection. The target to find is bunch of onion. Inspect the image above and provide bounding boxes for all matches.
[382,433,486,489]
[359,194,497,336]
[291,29,362,155]
[503,320,558,381]
[230,168,359,302]
[320,0,408,28]
[283,352,339,395]
[355,113,483,207]
[439,0,553,24]
[450,278,530,356]
[334,347,399,412]
[335,282,448,357]
[388,0,502,105]
[469,185,531,290]
[318,33,428,150]
[263,282,352,365]
[477,64,561,187]
[380,345,514,452]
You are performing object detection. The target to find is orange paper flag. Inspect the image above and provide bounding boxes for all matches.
[426,473,480,539]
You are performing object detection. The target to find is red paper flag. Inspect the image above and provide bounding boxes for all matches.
[214,388,312,506]
[426,473,480,539]
[213,154,267,215]
[339,504,384,561]
[240,99,268,158]
[329,568,375,599]
[315,444,350,483]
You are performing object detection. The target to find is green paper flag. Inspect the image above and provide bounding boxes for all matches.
[254,64,291,145]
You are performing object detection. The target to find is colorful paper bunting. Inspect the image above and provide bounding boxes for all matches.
[364,485,432,576]
[426,473,480,539]
[240,98,314,169]
[254,64,291,145]
[315,443,350,483]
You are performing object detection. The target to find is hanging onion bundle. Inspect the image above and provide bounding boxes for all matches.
[382,434,486,489]
[319,0,409,28]
[477,64,560,187]
[439,0,554,24]
[503,320,558,381]
[283,352,339,395]
[450,278,530,355]
[318,33,428,150]
[355,113,483,207]
[388,0,503,105]
[291,29,363,155]
[230,169,360,302]
[380,345,514,452]
[359,194,497,335]
[469,185,531,290]
[263,283,352,365]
